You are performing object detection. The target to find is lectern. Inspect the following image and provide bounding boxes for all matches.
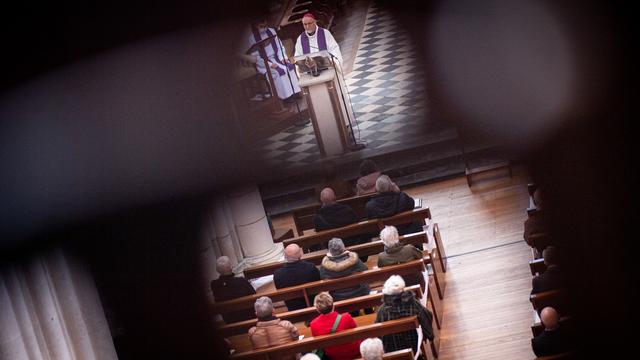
[295,51,356,157]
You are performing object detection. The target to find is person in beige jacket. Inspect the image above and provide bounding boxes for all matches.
[248,296,299,359]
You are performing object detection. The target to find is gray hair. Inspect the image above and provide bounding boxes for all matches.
[375,175,392,193]
[360,338,384,360]
[382,275,405,295]
[300,354,322,360]
[254,296,273,318]
[216,256,233,275]
[328,238,346,256]
[380,226,399,247]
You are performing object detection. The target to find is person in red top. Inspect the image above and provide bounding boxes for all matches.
[309,292,361,360]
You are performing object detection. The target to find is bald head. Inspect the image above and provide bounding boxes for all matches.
[284,244,303,262]
[541,307,559,330]
[320,187,336,205]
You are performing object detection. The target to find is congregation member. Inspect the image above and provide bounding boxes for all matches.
[248,18,301,102]
[524,188,550,252]
[359,338,385,360]
[377,225,424,287]
[309,292,361,360]
[210,256,256,323]
[313,187,371,259]
[355,159,399,196]
[532,307,574,357]
[319,238,371,315]
[295,13,343,64]
[365,175,422,235]
[532,246,565,294]
[248,296,299,360]
[273,244,321,311]
[375,275,434,354]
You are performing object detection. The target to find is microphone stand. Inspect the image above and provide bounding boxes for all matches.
[328,52,365,150]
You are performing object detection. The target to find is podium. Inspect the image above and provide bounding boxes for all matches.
[295,52,356,157]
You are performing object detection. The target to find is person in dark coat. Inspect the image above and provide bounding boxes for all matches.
[532,246,565,295]
[273,244,321,311]
[211,256,256,323]
[532,307,573,357]
[314,187,372,259]
[524,188,551,252]
[355,159,399,196]
[365,175,422,235]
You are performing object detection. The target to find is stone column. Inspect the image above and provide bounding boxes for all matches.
[212,200,240,266]
[226,186,283,271]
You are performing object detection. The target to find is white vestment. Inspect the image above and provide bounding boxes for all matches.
[248,27,301,100]
[294,27,343,65]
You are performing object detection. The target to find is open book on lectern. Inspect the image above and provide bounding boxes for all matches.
[293,50,333,74]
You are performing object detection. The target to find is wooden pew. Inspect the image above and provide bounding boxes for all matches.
[291,193,379,236]
[213,259,428,315]
[244,232,428,280]
[530,289,568,314]
[283,207,432,252]
[531,316,572,337]
[535,352,575,360]
[218,285,424,337]
[282,219,381,251]
[229,316,435,360]
[529,258,546,276]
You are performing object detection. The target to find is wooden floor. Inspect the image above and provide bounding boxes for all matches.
[271,165,536,359]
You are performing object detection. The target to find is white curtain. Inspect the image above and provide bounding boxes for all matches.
[0,249,117,360]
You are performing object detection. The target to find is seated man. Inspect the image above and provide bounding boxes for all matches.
[355,159,399,196]
[360,338,384,360]
[319,238,371,316]
[524,188,551,252]
[532,307,574,357]
[273,244,321,311]
[532,246,565,295]
[377,226,424,288]
[248,296,299,360]
[375,275,434,355]
[309,292,361,360]
[365,175,422,235]
[314,187,372,259]
[210,256,256,323]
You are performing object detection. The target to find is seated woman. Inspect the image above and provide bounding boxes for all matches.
[377,226,424,287]
[319,238,373,316]
[375,275,434,355]
[309,292,361,360]
[355,159,399,196]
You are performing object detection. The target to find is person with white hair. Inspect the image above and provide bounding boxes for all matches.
[319,238,371,314]
[375,275,434,354]
[377,226,424,288]
[359,338,384,360]
[210,256,256,323]
[248,296,300,360]
[300,353,322,360]
[365,175,423,235]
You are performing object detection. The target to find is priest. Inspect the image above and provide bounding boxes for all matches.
[294,13,343,65]
[247,19,301,101]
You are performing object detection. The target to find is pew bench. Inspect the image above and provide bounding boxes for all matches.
[229,316,436,360]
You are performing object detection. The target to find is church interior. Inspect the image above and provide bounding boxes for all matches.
[0,0,635,359]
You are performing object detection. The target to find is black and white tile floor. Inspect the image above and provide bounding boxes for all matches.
[259,2,429,169]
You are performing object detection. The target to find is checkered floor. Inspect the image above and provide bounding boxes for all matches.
[259,2,429,168]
